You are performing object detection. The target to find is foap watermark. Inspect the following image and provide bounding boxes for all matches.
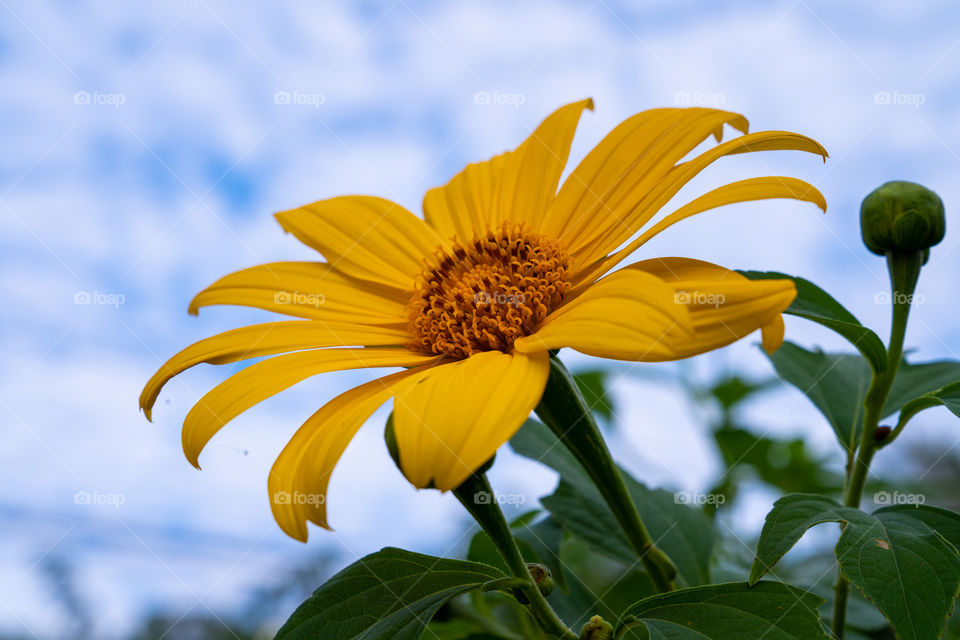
[874,490,925,506]
[674,491,726,506]
[74,490,126,508]
[873,90,925,109]
[73,90,126,109]
[274,290,326,307]
[74,290,125,308]
[273,491,326,506]
[475,291,526,307]
[474,90,526,108]
[673,90,726,107]
[473,491,526,506]
[274,90,326,108]
[873,291,924,305]
[675,291,725,308]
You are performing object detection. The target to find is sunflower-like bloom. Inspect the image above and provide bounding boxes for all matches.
[140,99,826,541]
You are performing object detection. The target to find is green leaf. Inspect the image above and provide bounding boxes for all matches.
[740,270,887,372]
[617,581,828,639]
[275,547,504,640]
[572,369,615,422]
[511,419,592,493]
[707,375,777,411]
[422,618,491,640]
[766,342,871,451]
[874,504,960,549]
[511,420,714,587]
[750,494,960,640]
[713,426,841,495]
[768,344,960,449]
[894,380,960,430]
[884,360,960,416]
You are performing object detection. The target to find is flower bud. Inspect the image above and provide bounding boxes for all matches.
[527,563,554,596]
[579,615,614,640]
[860,181,945,256]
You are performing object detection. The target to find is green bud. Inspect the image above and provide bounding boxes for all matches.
[860,181,945,256]
[527,563,554,596]
[579,615,614,640]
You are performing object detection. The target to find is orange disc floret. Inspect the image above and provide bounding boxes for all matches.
[408,223,572,358]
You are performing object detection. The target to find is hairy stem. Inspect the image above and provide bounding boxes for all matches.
[453,472,577,640]
[831,250,922,639]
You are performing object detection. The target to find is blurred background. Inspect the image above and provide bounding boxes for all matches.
[3,1,960,638]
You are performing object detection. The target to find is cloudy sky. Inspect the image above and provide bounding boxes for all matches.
[3,1,960,637]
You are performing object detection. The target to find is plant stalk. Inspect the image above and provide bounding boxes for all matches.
[831,250,922,639]
[535,355,677,593]
[453,472,577,640]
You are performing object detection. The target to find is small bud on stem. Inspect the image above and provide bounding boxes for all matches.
[527,563,554,596]
[860,181,945,257]
[579,615,614,640]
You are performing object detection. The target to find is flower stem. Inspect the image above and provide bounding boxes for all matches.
[535,355,677,593]
[831,250,922,639]
[452,472,577,640]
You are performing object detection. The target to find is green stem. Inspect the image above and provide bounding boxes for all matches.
[535,355,677,593]
[831,250,922,639]
[453,472,577,640]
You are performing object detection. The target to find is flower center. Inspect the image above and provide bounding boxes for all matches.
[408,223,572,359]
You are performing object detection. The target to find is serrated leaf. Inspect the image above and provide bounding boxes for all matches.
[750,494,960,640]
[740,270,887,372]
[510,420,713,587]
[617,581,828,639]
[275,547,504,640]
[874,504,960,549]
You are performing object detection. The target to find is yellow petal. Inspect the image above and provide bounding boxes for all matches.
[268,364,437,540]
[189,261,407,324]
[577,176,826,284]
[423,99,593,241]
[275,196,444,290]
[513,268,694,361]
[761,314,786,354]
[182,348,438,468]
[628,257,796,360]
[573,131,828,267]
[139,321,410,419]
[546,108,750,254]
[392,350,549,491]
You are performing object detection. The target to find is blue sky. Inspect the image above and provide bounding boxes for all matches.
[3,1,960,637]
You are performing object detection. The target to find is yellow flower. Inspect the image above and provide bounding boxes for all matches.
[140,99,826,541]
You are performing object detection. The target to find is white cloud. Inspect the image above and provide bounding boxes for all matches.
[3,0,960,636]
